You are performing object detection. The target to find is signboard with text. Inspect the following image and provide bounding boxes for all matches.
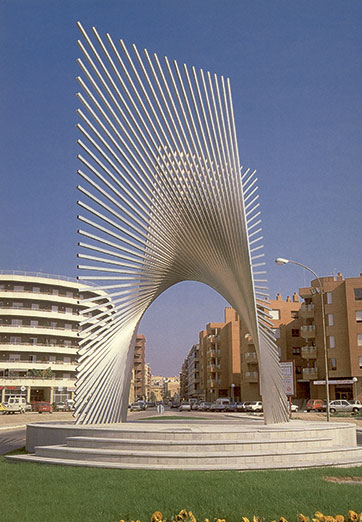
[280,361,295,396]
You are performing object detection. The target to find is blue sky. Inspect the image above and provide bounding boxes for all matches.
[1,0,361,375]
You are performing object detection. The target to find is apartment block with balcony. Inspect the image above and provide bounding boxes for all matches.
[133,334,146,400]
[199,321,225,402]
[0,272,110,404]
[299,272,362,401]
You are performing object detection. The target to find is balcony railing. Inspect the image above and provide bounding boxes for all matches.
[300,324,316,338]
[244,371,258,382]
[301,346,317,359]
[244,352,257,362]
[302,367,318,379]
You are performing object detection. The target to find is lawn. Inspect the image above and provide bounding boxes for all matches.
[1,454,362,522]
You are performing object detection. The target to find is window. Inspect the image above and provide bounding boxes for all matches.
[328,314,334,326]
[32,287,40,293]
[49,355,56,362]
[31,303,40,310]
[9,353,20,361]
[49,338,57,346]
[296,366,302,374]
[50,321,57,328]
[330,358,337,371]
[64,340,72,347]
[11,319,22,326]
[29,337,37,345]
[13,285,24,292]
[358,334,362,347]
[9,336,21,344]
[64,356,71,364]
[52,305,58,312]
[359,356,362,370]
[52,289,59,296]
[64,323,72,330]
[65,307,73,314]
[269,310,280,320]
[291,311,299,319]
[293,347,301,355]
[354,288,362,301]
[12,302,23,308]
[66,291,73,298]
[292,329,299,337]
[356,311,362,323]
[326,292,332,304]
[329,335,335,348]
[63,373,71,379]
[30,320,38,327]
[29,354,37,362]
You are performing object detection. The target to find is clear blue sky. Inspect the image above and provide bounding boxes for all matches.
[1,0,361,375]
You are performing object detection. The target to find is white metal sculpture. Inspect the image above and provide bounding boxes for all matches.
[75,22,289,425]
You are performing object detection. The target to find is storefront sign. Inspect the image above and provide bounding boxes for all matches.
[313,379,354,385]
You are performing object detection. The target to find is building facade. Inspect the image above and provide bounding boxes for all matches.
[298,272,362,401]
[0,272,110,405]
[133,334,146,400]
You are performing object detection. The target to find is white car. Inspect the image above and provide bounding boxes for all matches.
[179,402,191,411]
[291,404,299,412]
[329,400,362,413]
[245,401,263,412]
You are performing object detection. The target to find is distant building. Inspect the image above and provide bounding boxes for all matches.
[150,375,164,402]
[163,375,180,402]
[0,272,112,404]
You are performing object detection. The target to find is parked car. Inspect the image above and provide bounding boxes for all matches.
[198,401,211,411]
[306,399,326,412]
[225,402,238,412]
[130,401,146,411]
[210,398,230,412]
[179,402,191,411]
[3,397,26,414]
[147,401,156,408]
[329,400,362,413]
[170,401,180,409]
[235,402,246,412]
[52,401,66,412]
[291,403,299,413]
[245,401,263,412]
[65,399,75,411]
[34,402,53,414]
[0,403,9,414]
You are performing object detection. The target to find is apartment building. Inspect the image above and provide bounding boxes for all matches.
[150,375,164,402]
[186,345,200,400]
[182,294,303,402]
[0,272,111,404]
[298,272,362,401]
[163,375,180,402]
[133,334,146,400]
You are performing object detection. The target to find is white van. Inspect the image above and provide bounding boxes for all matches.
[4,397,26,414]
[210,398,230,412]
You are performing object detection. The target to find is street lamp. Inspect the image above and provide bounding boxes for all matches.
[275,257,330,422]
[231,383,235,403]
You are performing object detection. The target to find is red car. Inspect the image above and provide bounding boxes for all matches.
[34,401,53,414]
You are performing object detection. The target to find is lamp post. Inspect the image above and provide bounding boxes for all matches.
[275,257,330,422]
[231,383,235,403]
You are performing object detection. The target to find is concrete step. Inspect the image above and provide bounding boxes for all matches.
[31,443,362,466]
[6,450,362,470]
[66,435,333,452]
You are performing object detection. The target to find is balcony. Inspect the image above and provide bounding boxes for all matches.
[300,304,315,319]
[244,371,258,383]
[302,367,318,380]
[300,324,316,339]
[244,352,257,363]
[301,346,317,360]
[0,375,75,387]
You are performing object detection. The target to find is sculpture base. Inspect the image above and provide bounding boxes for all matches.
[7,418,362,470]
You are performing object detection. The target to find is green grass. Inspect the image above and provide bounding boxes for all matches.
[1,458,362,522]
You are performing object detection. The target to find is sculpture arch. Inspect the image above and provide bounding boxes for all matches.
[75,22,289,425]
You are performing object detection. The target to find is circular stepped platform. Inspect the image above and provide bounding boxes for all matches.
[6,419,362,470]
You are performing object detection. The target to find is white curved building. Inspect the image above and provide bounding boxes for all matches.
[0,272,109,405]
